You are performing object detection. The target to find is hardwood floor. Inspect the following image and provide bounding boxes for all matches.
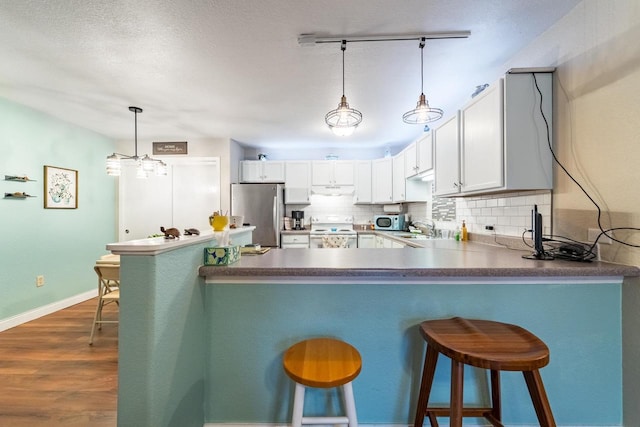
[0,298,118,426]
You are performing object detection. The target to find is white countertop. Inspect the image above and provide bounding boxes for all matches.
[107,226,255,255]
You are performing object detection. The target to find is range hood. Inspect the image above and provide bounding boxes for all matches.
[311,185,355,196]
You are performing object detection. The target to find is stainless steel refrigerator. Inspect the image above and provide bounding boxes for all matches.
[231,183,284,247]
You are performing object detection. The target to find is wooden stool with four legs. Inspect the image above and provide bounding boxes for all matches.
[283,338,361,427]
[414,317,556,427]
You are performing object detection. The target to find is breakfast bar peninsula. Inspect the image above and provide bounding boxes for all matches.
[107,234,640,427]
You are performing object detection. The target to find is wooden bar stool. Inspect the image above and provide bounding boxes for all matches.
[414,317,556,427]
[283,338,361,427]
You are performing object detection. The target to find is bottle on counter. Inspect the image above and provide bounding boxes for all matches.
[461,220,468,241]
[454,226,461,241]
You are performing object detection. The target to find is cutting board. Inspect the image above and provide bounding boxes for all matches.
[240,247,271,255]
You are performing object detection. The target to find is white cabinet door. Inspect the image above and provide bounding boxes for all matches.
[434,114,461,196]
[284,161,310,204]
[119,158,220,241]
[311,161,333,186]
[353,160,372,204]
[333,161,354,185]
[239,161,263,182]
[375,235,385,248]
[392,152,405,202]
[281,234,310,248]
[372,158,393,204]
[311,160,354,186]
[240,161,284,182]
[404,142,418,178]
[261,161,285,182]
[358,234,375,248]
[416,133,434,175]
[461,80,504,193]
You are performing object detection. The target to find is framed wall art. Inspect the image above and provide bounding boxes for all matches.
[44,165,78,209]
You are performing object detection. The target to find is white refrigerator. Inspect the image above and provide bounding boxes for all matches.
[231,183,284,247]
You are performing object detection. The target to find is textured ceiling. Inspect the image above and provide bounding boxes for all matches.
[0,0,581,150]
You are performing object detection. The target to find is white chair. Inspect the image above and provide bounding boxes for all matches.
[89,264,120,345]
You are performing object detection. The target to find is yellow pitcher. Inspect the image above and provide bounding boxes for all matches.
[209,214,229,231]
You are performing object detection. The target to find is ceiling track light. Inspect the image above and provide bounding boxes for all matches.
[298,31,470,46]
[106,106,168,178]
[325,40,362,137]
[402,37,443,125]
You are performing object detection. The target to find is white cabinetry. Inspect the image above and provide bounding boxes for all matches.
[240,161,285,183]
[405,133,433,178]
[434,114,461,196]
[392,152,405,202]
[311,160,354,186]
[435,72,553,197]
[353,160,372,204]
[358,234,375,248]
[284,161,310,204]
[372,158,393,204]
[281,234,310,248]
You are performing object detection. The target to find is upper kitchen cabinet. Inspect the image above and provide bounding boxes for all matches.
[353,160,372,204]
[284,161,311,204]
[434,113,461,196]
[311,160,354,186]
[392,152,406,202]
[435,71,553,197]
[372,158,393,204]
[240,160,285,183]
[405,132,433,179]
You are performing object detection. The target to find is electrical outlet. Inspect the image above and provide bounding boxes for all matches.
[36,275,45,287]
[588,228,612,244]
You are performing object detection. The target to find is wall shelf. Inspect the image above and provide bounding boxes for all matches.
[4,175,36,182]
[4,192,36,199]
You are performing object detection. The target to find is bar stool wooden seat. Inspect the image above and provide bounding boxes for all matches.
[414,317,556,427]
[283,338,361,427]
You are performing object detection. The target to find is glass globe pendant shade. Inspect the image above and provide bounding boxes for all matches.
[402,93,443,124]
[106,154,122,176]
[141,154,156,172]
[325,95,362,136]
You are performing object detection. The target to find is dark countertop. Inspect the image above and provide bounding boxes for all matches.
[199,240,639,279]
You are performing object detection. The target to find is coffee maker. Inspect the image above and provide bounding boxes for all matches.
[291,210,304,230]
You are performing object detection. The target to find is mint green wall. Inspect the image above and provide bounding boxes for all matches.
[118,242,213,427]
[205,282,622,425]
[0,97,116,320]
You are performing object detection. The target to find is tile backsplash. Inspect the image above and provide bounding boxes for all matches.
[285,189,551,237]
[454,190,552,237]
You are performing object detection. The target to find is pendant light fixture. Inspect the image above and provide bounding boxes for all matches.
[106,106,167,178]
[325,40,362,137]
[402,37,443,124]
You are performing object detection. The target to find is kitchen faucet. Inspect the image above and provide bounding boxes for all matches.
[411,220,437,237]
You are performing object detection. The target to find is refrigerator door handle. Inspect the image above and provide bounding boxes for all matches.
[272,195,277,242]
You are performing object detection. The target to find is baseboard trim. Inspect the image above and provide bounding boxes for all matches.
[203,424,619,427]
[0,289,97,332]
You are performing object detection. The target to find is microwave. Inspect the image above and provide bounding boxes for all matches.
[374,214,405,231]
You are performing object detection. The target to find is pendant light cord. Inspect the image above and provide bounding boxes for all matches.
[134,109,138,158]
[341,40,346,97]
[419,37,425,95]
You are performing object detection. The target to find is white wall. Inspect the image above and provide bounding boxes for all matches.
[116,137,232,215]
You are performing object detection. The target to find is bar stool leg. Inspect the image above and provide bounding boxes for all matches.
[450,359,464,427]
[523,370,556,427]
[342,381,358,427]
[490,369,502,423]
[414,346,439,427]
[291,382,305,427]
